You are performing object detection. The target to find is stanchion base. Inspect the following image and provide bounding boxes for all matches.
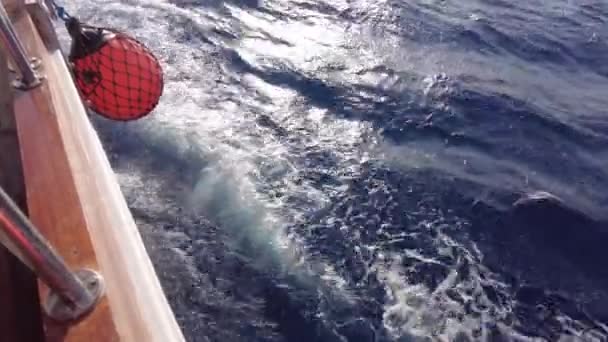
[43,268,104,322]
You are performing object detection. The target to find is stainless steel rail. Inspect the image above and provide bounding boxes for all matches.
[0,1,41,88]
[0,180,103,322]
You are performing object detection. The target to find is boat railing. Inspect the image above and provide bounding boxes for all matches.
[0,177,104,322]
[0,0,42,89]
[0,1,103,323]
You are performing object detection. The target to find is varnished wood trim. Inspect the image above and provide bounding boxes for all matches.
[0,44,45,342]
[14,80,121,342]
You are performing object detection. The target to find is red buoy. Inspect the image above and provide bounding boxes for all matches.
[67,18,163,121]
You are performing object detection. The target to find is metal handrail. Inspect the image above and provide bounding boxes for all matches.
[0,184,103,322]
[0,1,41,88]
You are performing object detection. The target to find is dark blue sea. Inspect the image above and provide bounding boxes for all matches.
[64,0,608,340]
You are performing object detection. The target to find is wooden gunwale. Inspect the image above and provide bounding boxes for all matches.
[0,32,45,342]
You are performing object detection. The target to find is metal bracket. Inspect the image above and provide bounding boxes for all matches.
[43,268,105,322]
[11,57,44,89]
[7,57,42,73]
[1,2,45,89]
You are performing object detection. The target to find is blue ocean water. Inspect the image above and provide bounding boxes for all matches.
[64,0,607,340]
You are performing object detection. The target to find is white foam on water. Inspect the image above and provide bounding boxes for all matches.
[63,0,374,303]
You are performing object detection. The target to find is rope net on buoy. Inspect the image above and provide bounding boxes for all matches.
[66,17,164,121]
